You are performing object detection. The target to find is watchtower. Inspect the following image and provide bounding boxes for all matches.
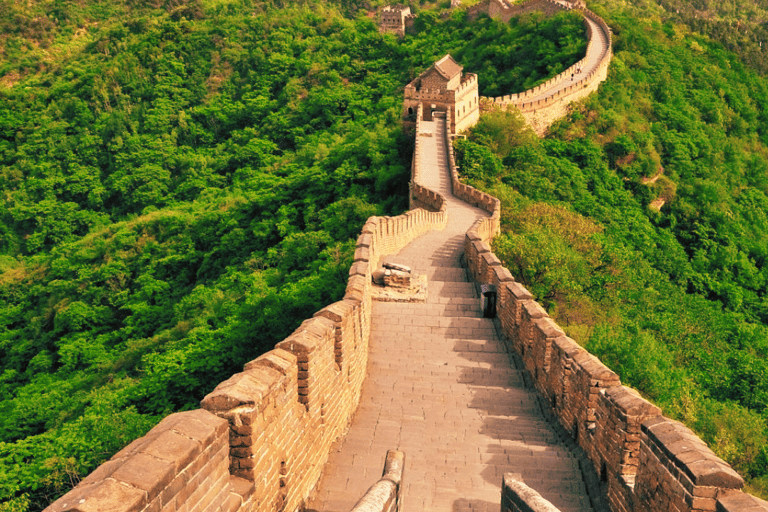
[403,54,480,134]
[380,5,416,37]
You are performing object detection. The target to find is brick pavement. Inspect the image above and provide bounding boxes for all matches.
[307,117,594,512]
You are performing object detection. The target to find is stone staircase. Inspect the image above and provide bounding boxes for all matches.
[306,116,595,512]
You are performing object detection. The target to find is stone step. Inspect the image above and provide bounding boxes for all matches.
[371,302,481,316]
[369,315,494,330]
[483,445,577,461]
[425,267,468,282]
[369,327,499,342]
[429,281,477,298]
[434,296,483,306]
[500,455,582,472]
[505,472,587,488]
[451,339,505,351]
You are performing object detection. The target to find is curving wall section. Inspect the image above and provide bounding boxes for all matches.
[471,0,613,135]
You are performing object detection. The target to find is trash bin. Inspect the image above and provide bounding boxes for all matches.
[481,284,497,318]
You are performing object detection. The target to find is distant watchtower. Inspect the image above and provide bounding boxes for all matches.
[380,5,416,37]
[403,54,480,134]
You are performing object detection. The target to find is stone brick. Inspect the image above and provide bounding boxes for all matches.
[605,386,661,418]
[200,369,274,412]
[492,266,515,283]
[356,233,373,248]
[353,246,370,262]
[229,476,255,502]
[111,453,175,502]
[141,430,201,472]
[717,490,768,512]
[521,299,547,320]
[472,240,491,256]
[573,352,619,383]
[43,479,147,512]
[77,458,124,488]
[480,251,501,268]
[552,336,581,358]
[314,300,356,324]
[685,459,744,489]
[243,349,296,376]
[533,316,564,339]
[348,261,368,277]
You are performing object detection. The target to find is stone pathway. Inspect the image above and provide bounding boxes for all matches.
[307,117,594,512]
[523,7,610,104]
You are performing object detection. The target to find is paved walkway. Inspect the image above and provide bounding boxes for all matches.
[514,3,610,104]
[307,117,594,512]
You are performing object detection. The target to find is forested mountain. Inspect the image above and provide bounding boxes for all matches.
[651,0,768,75]
[455,0,768,498]
[0,1,586,510]
[4,0,768,508]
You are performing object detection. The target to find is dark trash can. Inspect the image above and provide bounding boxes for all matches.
[481,284,497,318]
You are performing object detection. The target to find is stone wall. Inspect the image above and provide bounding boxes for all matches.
[380,5,412,37]
[474,0,613,135]
[453,75,482,134]
[43,106,449,512]
[448,115,768,511]
[466,0,570,24]
[42,409,253,512]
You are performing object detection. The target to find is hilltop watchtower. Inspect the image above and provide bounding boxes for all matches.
[403,54,480,134]
[380,5,416,37]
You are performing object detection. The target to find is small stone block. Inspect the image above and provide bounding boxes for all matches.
[43,478,148,512]
[111,453,175,502]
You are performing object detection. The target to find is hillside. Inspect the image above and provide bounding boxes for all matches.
[455,0,768,498]
[4,0,768,507]
[0,1,587,510]
[652,0,768,75]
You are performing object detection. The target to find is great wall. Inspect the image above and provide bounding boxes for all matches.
[43,1,768,512]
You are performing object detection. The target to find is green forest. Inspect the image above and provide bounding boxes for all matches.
[0,0,587,509]
[455,0,768,498]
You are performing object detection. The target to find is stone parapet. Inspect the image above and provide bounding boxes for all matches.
[348,451,406,512]
[43,410,238,512]
[717,491,768,512]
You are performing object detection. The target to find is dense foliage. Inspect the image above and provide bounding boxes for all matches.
[0,3,411,510]
[650,0,768,75]
[407,9,587,95]
[455,0,768,496]
[0,1,586,510]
